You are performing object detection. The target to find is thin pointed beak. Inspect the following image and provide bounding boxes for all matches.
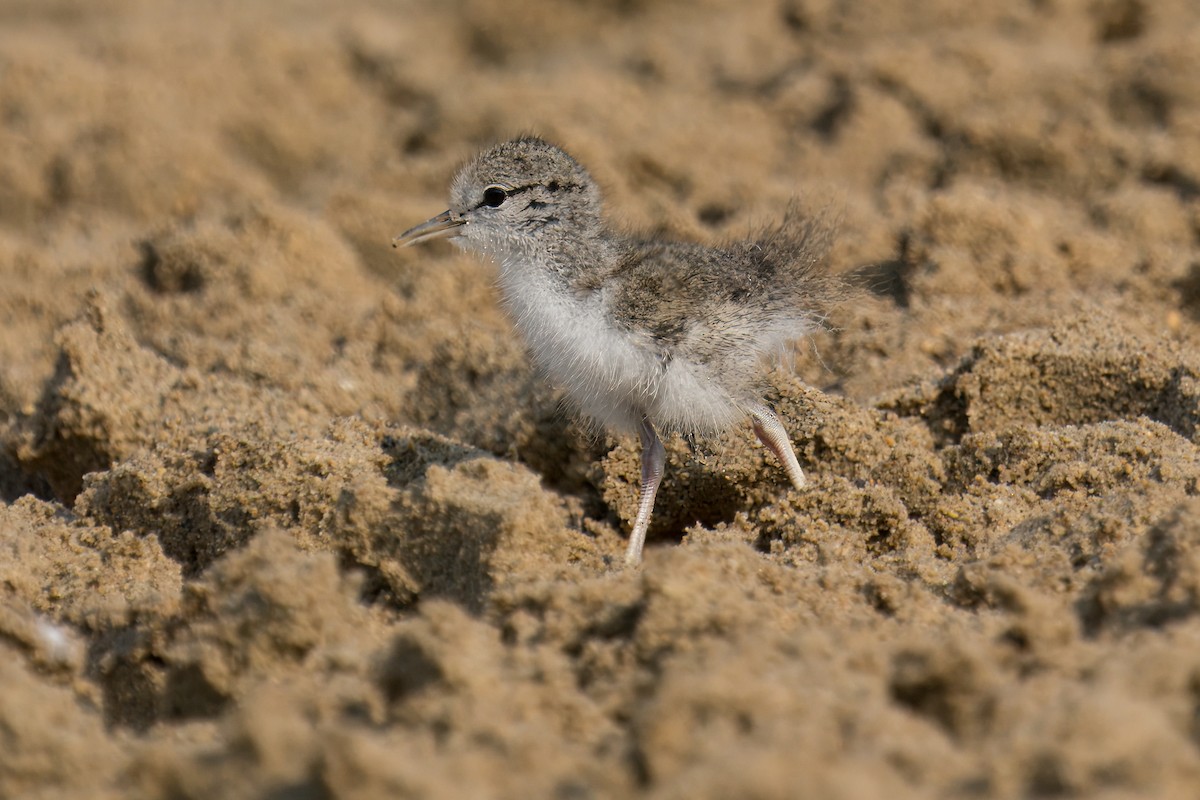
[392,210,465,248]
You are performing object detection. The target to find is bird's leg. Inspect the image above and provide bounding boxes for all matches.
[749,403,807,491]
[624,417,665,567]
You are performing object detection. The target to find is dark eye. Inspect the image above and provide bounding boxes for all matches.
[482,186,508,207]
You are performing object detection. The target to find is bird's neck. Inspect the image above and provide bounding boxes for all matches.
[493,226,619,294]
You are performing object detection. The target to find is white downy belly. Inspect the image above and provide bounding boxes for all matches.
[499,265,742,435]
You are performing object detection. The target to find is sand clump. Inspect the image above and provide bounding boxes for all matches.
[1,0,1200,797]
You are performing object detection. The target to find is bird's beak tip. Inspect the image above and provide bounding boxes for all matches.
[392,210,464,249]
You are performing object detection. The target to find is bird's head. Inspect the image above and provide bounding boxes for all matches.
[393,137,603,258]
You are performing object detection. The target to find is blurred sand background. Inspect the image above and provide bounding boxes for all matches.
[2,0,1200,797]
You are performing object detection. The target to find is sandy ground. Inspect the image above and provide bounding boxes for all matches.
[1,0,1200,797]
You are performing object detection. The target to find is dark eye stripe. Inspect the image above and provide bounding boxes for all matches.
[471,181,575,211]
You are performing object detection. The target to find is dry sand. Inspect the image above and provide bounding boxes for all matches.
[2,0,1200,797]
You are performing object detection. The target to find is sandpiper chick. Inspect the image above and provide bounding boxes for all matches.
[394,136,844,566]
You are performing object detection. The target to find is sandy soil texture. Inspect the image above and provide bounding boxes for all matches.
[2,0,1200,797]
